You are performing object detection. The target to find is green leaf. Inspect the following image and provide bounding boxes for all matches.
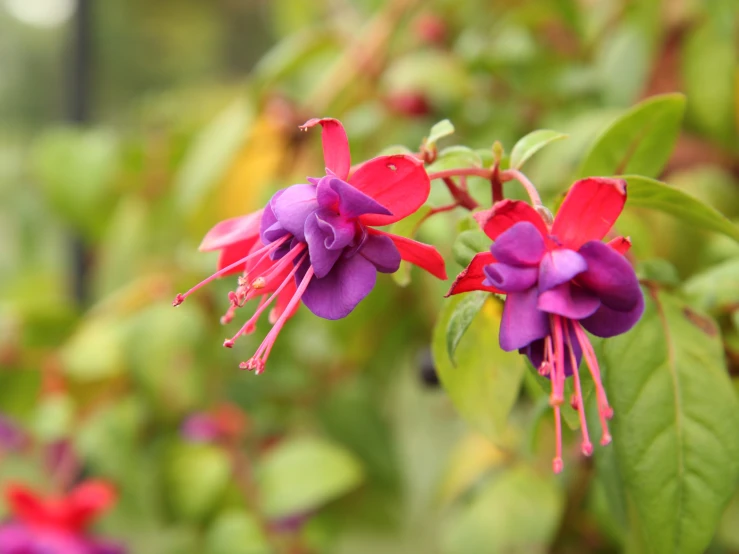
[623,175,739,244]
[60,319,127,382]
[258,437,364,518]
[682,257,739,312]
[509,130,567,169]
[452,230,490,268]
[426,119,455,148]
[602,289,739,553]
[442,466,564,553]
[426,146,483,172]
[32,395,74,442]
[165,442,231,522]
[389,205,432,286]
[577,94,685,179]
[446,291,487,364]
[31,127,119,237]
[175,98,253,214]
[206,511,270,554]
[433,295,524,441]
[636,258,680,287]
[681,19,736,144]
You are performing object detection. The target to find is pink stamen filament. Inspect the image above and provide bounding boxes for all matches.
[567,321,593,456]
[225,252,308,346]
[553,404,563,474]
[572,322,613,446]
[173,235,289,306]
[243,266,315,374]
[550,316,566,405]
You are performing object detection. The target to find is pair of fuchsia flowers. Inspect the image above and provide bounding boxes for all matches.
[175,118,643,472]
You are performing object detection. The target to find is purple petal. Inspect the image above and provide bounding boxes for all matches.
[538,249,587,292]
[304,213,343,278]
[499,287,550,351]
[537,283,600,319]
[314,209,356,250]
[520,330,581,378]
[483,263,538,292]
[301,255,377,319]
[359,234,401,273]
[577,240,641,311]
[491,221,545,267]
[316,177,392,219]
[273,184,319,242]
[581,289,644,337]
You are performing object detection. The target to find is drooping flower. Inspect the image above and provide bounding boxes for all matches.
[0,481,123,554]
[448,177,643,473]
[175,118,447,373]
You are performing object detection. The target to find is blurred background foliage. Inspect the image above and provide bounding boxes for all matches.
[0,0,738,552]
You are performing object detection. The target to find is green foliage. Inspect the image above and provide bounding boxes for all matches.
[426,119,455,148]
[433,294,524,442]
[452,230,489,268]
[509,130,568,170]
[578,94,685,179]
[624,176,739,244]
[175,98,253,215]
[3,1,739,552]
[603,289,739,553]
[442,466,564,553]
[257,437,365,518]
[445,291,487,364]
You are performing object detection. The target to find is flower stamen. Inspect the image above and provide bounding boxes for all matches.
[240,266,315,374]
[172,235,289,306]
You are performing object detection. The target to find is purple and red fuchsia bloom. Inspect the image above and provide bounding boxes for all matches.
[0,481,123,554]
[174,118,447,373]
[448,177,644,473]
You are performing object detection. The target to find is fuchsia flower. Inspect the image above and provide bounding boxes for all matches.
[175,118,447,373]
[0,481,123,554]
[448,177,643,473]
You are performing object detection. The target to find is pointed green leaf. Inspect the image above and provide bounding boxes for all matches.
[682,258,739,312]
[427,146,483,172]
[166,443,231,522]
[681,19,736,144]
[623,175,739,243]
[510,130,568,169]
[258,437,364,518]
[602,289,739,553]
[442,466,564,553]
[175,98,253,214]
[433,296,524,441]
[446,291,488,364]
[452,230,490,268]
[578,94,685,179]
[205,511,269,554]
[427,119,455,148]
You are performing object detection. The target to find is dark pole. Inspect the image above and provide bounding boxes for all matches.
[68,0,91,304]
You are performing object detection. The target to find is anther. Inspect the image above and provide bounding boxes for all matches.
[602,406,614,419]
[251,277,266,289]
[600,432,612,446]
[223,339,235,348]
[549,393,563,407]
[581,442,594,456]
[570,394,579,410]
[538,361,551,376]
[172,294,185,307]
[552,457,563,474]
